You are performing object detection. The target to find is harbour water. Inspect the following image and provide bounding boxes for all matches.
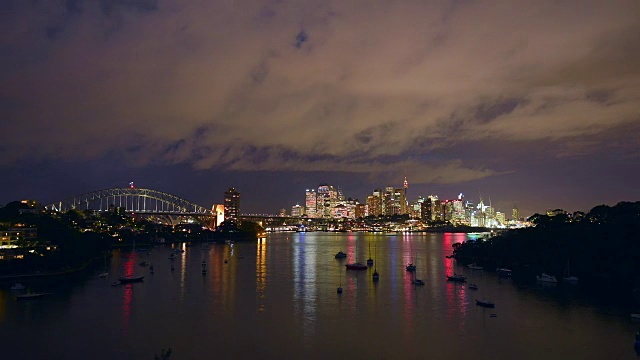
[1,232,638,359]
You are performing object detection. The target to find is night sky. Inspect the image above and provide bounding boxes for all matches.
[1,1,639,217]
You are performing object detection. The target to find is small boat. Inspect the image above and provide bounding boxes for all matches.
[468,283,479,290]
[536,273,558,283]
[98,272,109,278]
[476,299,496,308]
[496,268,512,277]
[446,273,467,282]
[372,269,379,281]
[118,276,144,283]
[224,259,229,264]
[201,269,207,274]
[412,279,425,286]
[630,314,640,320]
[16,293,52,301]
[366,243,374,266]
[445,255,455,259]
[345,262,368,270]
[406,263,416,272]
[467,263,483,270]
[139,261,150,267]
[10,283,25,291]
[111,281,121,286]
[334,250,348,259]
[337,271,343,294]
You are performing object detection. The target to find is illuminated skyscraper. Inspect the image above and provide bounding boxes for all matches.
[512,205,520,221]
[305,189,317,218]
[224,187,240,228]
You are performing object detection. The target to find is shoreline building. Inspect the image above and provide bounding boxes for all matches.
[224,187,240,228]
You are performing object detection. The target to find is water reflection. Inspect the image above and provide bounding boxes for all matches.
[256,239,266,312]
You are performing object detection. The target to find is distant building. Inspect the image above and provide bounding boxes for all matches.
[224,187,240,227]
[305,189,316,218]
[512,205,520,221]
[291,204,304,217]
[355,203,365,219]
[212,204,225,228]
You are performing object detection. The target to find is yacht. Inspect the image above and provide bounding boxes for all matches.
[536,273,558,283]
[334,250,348,259]
[467,263,483,270]
[476,299,496,308]
[446,273,467,282]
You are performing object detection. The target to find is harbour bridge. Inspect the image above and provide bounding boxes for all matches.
[48,187,213,216]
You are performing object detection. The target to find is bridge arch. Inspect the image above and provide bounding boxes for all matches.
[48,188,212,215]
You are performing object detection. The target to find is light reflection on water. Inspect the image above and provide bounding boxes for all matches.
[0,232,638,360]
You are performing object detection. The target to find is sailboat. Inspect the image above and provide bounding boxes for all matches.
[337,270,343,294]
[406,255,416,272]
[366,242,374,266]
[563,260,579,283]
[345,242,367,270]
[372,243,379,281]
[411,271,425,286]
[98,252,109,278]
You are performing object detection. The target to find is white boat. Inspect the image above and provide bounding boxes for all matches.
[496,268,512,277]
[630,314,640,320]
[98,272,109,278]
[536,273,558,283]
[468,263,483,270]
[16,293,52,300]
[10,283,25,291]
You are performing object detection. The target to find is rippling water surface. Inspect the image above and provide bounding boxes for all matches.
[1,232,638,359]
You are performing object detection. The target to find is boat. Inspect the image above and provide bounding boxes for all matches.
[536,273,558,283]
[496,268,512,277]
[468,283,479,290]
[170,264,175,271]
[16,293,52,301]
[345,262,368,270]
[366,243,374,266]
[372,244,379,281]
[118,276,144,283]
[10,283,25,291]
[139,261,150,267]
[446,273,467,282]
[445,255,455,259]
[630,314,640,320]
[224,259,229,264]
[476,299,496,308]
[345,243,368,270]
[467,263,483,270]
[334,250,348,259]
[337,270,343,294]
[406,262,416,272]
[111,281,121,286]
[562,260,579,283]
[412,278,425,286]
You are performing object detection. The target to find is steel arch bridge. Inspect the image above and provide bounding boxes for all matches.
[48,188,212,215]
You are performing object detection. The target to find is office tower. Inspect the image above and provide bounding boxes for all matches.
[224,187,240,228]
[305,189,317,218]
[317,184,337,218]
[512,205,519,221]
[367,193,382,217]
[291,204,304,217]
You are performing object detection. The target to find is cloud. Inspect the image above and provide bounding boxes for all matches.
[1,0,639,186]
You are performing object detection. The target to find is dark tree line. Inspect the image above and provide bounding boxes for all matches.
[455,201,640,291]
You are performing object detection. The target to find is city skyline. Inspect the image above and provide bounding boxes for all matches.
[2,1,639,218]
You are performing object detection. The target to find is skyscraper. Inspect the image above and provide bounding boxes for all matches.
[224,187,240,228]
[305,189,317,218]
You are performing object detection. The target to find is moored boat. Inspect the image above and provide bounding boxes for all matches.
[412,279,425,286]
[345,262,368,270]
[446,273,467,282]
[468,283,479,290]
[335,250,347,259]
[118,275,144,283]
[467,263,483,270]
[406,263,416,272]
[536,273,557,283]
[10,283,25,291]
[496,268,512,277]
[16,293,52,301]
[475,299,495,308]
